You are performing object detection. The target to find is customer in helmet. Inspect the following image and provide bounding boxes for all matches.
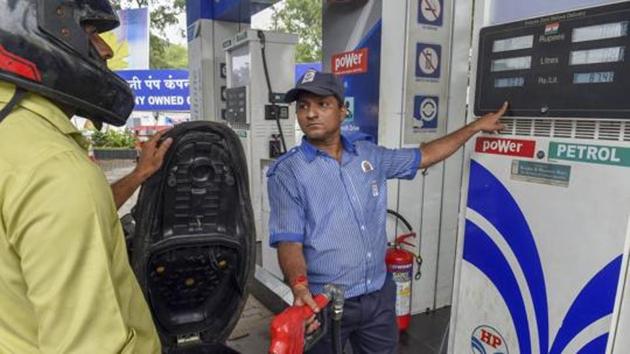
[0,1,162,352]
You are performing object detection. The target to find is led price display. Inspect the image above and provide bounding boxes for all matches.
[475,2,630,118]
[491,56,532,72]
[495,77,525,88]
[493,35,534,53]
[573,21,628,42]
[573,71,615,84]
[570,46,625,65]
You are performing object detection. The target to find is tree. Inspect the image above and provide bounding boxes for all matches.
[109,0,187,69]
[150,35,188,69]
[271,0,322,63]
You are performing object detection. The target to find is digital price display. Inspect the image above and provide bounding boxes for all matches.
[573,71,614,84]
[495,77,525,88]
[475,2,630,119]
[570,46,625,65]
[493,35,534,53]
[573,22,628,43]
[491,56,532,72]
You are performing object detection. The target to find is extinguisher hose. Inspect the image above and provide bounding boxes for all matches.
[386,209,413,232]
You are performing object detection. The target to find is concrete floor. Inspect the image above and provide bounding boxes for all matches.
[225,304,451,354]
[226,296,274,352]
[104,162,451,354]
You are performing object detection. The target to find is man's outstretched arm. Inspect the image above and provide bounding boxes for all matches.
[419,102,508,169]
[111,129,173,209]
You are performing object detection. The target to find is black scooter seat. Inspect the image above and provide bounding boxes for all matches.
[129,121,255,352]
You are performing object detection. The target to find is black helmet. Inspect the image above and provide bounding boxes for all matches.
[0,0,133,126]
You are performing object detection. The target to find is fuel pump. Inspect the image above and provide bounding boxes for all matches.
[223,30,298,252]
[450,2,630,353]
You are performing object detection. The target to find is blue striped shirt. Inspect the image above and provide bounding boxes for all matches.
[267,134,421,298]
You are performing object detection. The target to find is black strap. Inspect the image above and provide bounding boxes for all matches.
[0,88,27,124]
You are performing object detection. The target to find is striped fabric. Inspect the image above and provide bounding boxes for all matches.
[267,134,421,298]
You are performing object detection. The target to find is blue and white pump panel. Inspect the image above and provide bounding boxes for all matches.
[450,1,630,353]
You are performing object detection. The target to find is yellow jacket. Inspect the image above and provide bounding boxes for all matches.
[0,81,161,353]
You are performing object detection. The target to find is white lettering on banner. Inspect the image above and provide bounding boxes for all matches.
[557,144,567,156]
[334,52,364,72]
[144,77,162,90]
[135,96,145,105]
[567,145,576,158]
[586,146,597,160]
[147,96,186,105]
[164,79,176,90]
[164,78,190,90]
[555,143,622,162]
[127,76,143,90]
[482,140,524,153]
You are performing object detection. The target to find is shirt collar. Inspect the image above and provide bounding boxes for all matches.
[300,134,358,162]
[0,81,90,150]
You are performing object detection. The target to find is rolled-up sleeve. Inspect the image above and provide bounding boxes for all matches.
[267,169,305,247]
[377,146,422,180]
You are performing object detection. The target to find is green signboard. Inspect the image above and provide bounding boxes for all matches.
[549,142,630,168]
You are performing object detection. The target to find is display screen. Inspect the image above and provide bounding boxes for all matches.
[493,35,534,53]
[573,71,615,84]
[230,45,251,87]
[572,21,628,42]
[495,77,525,88]
[491,56,532,72]
[570,46,625,65]
[475,1,630,119]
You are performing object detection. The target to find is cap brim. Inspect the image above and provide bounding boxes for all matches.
[284,87,337,103]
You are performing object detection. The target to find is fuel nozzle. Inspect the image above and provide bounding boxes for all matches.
[323,284,345,321]
[323,284,345,354]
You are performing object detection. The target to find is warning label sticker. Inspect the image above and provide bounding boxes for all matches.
[511,160,571,187]
[418,0,444,26]
[415,43,441,79]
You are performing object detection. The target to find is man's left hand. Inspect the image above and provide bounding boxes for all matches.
[133,128,173,181]
[472,101,508,133]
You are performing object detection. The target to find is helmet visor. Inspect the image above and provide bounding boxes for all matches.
[78,0,120,33]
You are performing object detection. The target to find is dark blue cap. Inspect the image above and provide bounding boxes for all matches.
[285,70,345,104]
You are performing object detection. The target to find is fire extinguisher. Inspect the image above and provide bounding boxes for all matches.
[386,210,422,332]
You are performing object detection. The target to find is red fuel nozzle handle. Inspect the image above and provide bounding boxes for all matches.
[269,294,330,354]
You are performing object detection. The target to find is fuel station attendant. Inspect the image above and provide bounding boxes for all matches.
[267,70,508,353]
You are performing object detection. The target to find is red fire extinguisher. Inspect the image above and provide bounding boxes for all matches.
[386,232,422,332]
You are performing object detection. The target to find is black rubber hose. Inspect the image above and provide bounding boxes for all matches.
[257,30,287,154]
[387,209,413,232]
[332,318,343,354]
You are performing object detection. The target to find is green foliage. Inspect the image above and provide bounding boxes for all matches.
[109,0,188,69]
[271,0,322,63]
[91,129,137,149]
[150,34,188,69]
